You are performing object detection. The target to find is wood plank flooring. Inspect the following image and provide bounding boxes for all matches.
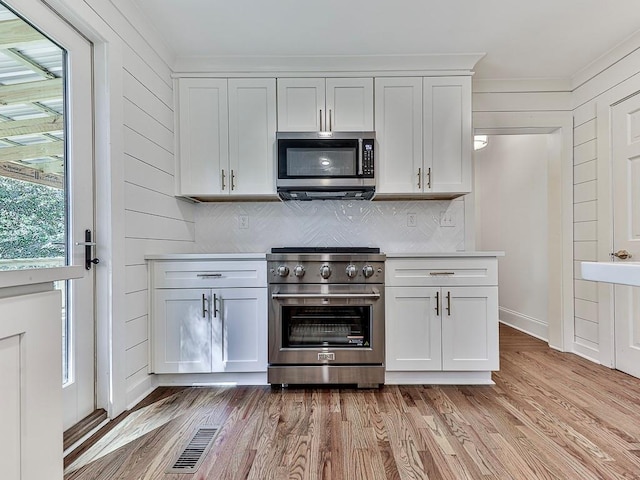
[64,325,640,479]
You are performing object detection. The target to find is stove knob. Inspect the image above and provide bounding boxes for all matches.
[320,264,332,279]
[345,264,358,278]
[362,265,375,278]
[293,265,305,278]
[276,265,290,277]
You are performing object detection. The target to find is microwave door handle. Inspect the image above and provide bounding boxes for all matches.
[358,138,363,175]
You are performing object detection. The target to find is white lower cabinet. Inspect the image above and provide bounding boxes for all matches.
[385,256,500,378]
[148,257,267,375]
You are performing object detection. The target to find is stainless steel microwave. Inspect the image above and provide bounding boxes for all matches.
[276,131,376,201]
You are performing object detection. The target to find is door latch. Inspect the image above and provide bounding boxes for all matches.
[75,229,99,270]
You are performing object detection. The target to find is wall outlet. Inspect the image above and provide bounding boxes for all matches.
[407,213,417,227]
[238,215,249,229]
[439,211,456,227]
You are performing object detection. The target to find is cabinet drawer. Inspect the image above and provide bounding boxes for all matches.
[386,257,497,287]
[151,260,267,289]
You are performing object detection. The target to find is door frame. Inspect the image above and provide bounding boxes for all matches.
[596,76,640,369]
[469,111,574,352]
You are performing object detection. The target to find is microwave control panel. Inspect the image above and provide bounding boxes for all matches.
[362,139,374,177]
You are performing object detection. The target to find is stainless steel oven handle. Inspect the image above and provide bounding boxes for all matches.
[272,292,381,300]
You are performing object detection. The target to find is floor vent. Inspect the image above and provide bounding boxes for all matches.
[166,426,218,474]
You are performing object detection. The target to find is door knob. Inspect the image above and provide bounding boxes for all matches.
[611,249,632,260]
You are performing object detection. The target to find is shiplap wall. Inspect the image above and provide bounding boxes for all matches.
[571,44,640,363]
[75,0,196,407]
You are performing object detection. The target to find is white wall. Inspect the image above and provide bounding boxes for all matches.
[474,135,549,339]
[40,0,197,415]
[571,39,640,365]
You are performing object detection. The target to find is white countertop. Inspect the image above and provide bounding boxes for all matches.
[386,251,504,258]
[146,251,503,260]
[145,253,267,261]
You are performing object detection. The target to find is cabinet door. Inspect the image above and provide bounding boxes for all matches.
[326,77,374,131]
[374,77,423,193]
[213,288,267,372]
[386,286,442,370]
[177,78,229,195]
[152,288,212,373]
[277,78,325,131]
[423,77,472,194]
[441,286,498,371]
[228,78,277,195]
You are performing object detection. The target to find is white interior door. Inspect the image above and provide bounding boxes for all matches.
[2,0,96,430]
[612,92,640,378]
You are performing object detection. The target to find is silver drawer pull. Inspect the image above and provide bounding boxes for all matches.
[197,273,223,278]
[429,272,455,276]
[272,292,380,300]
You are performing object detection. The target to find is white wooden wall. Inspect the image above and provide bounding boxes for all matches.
[473,37,640,363]
[59,0,197,409]
[571,43,640,363]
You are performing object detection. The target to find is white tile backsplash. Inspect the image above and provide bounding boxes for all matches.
[194,199,465,253]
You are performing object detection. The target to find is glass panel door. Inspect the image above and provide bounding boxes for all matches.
[0,0,96,429]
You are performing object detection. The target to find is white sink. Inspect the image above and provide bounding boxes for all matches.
[581,261,640,286]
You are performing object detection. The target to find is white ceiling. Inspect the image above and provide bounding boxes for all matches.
[132,0,640,80]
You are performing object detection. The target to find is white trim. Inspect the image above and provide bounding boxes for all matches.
[499,309,549,341]
[385,371,494,385]
[173,53,485,76]
[472,111,574,352]
[572,30,640,91]
[125,374,156,410]
[155,372,268,386]
[473,78,572,93]
[572,341,601,364]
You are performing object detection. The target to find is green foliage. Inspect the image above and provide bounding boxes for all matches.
[0,176,65,259]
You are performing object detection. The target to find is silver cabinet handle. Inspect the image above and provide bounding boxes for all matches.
[429,272,455,276]
[197,273,223,278]
[201,293,208,318]
[213,293,219,318]
[427,167,432,189]
[221,169,226,190]
[446,291,451,316]
[231,169,236,191]
[272,292,380,300]
[417,168,422,189]
[435,290,440,316]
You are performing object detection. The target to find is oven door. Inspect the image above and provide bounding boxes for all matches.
[268,284,384,365]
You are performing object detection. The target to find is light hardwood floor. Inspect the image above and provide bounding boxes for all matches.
[65,325,640,479]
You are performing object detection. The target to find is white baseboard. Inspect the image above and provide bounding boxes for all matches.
[572,341,601,364]
[499,307,549,341]
[385,371,494,385]
[155,372,268,386]
[126,374,156,410]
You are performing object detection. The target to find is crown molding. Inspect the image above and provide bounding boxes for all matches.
[173,53,485,76]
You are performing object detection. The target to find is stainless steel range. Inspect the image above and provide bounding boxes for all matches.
[266,247,385,388]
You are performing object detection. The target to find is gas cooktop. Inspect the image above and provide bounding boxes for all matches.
[271,247,380,254]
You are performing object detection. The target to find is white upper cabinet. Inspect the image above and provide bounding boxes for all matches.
[374,77,423,194]
[178,78,228,196]
[277,77,373,132]
[177,77,276,198]
[375,76,472,197]
[424,77,472,194]
[228,78,277,195]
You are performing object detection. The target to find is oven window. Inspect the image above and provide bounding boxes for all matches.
[282,305,371,348]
